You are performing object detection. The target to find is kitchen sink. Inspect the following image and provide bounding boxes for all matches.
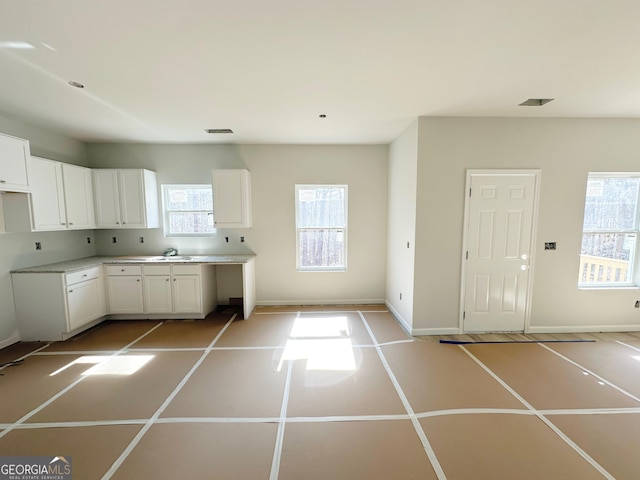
[120,256,194,262]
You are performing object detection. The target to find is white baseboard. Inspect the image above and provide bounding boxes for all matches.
[384,301,412,334]
[412,327,461,336]
[527,324,640,334]
[256,299,385,306]
[0,334,20,350]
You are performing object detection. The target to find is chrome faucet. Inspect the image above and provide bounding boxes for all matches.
[163,247,178,257]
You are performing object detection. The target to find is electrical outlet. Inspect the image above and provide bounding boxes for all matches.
[139,237,144,243]
[35,242,42,250]
[635,300,640,308]
[240,236,245,243]
[112,237,117,244]
[544,242,557,250]
[225,236,229,243]
[86,237,91,244]
[399,292,403,300]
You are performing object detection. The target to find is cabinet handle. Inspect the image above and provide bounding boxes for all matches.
[68,289,73,293]
[0,180,5,184]
[137,279,140,282]
[116,222,120,224]
[82,274,87,278]
[121,269,126,272]
[69,222,74,226]
[123,222,126,224]
[61,222,66,225]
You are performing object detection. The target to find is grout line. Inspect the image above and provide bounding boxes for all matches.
[0,321,164,441]
[358,311,447,480]
[539,342,640,404]
[269,312,297,480]
[459,345,615,480]
[100,315,236,480]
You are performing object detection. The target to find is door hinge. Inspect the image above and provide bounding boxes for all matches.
[466,251,468,260]
[463,311,466,320]
[469,188,472,197]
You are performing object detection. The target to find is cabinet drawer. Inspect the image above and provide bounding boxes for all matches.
[143,265,171,275]
[65,266,102,286]
[106,265,142,276]
[172,265,200,275]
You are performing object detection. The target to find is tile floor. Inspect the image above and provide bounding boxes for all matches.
[1,307,640,479]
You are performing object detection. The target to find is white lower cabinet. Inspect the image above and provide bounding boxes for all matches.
[143,265,202,314]
[106,263,215,318]
[106,265,144,314]
[12,266,106,341]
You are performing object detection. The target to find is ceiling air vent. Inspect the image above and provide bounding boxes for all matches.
[205,129,234,134]
[518,98,554,106]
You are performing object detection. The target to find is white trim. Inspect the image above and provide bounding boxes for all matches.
[385,301,412,335]
[0,334,20,350]
[257,298,384,306]
[294,184,348,272]
[528,324,640,334]
[460,169,542,334]
[412,327,460,336]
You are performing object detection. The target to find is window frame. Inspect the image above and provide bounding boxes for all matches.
[578,172,640,288]
[295,184,348,272]
[161,184,216,237]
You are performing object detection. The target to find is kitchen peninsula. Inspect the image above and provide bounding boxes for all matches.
[11,254,256,341]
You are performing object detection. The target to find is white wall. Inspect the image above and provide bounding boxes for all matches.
[87,143,388,305]
[385,120,418,330]
[0,113,92,348]
[412,116,640,333]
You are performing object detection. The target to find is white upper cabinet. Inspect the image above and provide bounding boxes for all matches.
[28,157,95,231]
[3,156,95,232]
[29,157,66,230]
[93,169,159,229]
[62,163,96,229]
[212,169,252,228]
[0,132,31,192]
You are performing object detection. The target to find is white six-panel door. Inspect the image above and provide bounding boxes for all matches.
[462,171,539,332]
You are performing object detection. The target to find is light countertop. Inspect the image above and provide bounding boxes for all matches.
[12,254,255,274]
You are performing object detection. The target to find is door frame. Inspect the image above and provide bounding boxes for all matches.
[458,169,542,333]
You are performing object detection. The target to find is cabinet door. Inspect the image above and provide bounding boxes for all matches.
[62,164,95,229]
[93,169,122,227]
[144,275,173,313]
[67,277,105,331]
[173,275,202,313]
[107,276,144,313]
[29,157,66,231]
[0,133,30,192]
[212,169,252,228]
[118,169,147,228]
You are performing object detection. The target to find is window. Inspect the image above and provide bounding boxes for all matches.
[579,174,640,286]
[295,185,347,271]
[162,184,215,236]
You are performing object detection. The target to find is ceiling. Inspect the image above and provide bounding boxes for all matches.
[1,0,639,144]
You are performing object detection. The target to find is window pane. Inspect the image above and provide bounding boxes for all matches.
[299,229,345,268]
[168,212,215,234]
[166,187,213,211]
[579,233,635,283]
[297,187,346,228]
[583,177,640,231]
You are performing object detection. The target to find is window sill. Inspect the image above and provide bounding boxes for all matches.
[578,285,640,290]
